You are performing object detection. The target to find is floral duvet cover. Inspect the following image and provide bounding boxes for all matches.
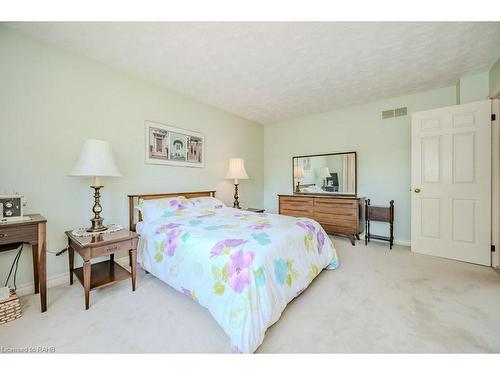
[137,206,339,353]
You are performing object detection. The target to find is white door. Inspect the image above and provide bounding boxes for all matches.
[411,100,491,266]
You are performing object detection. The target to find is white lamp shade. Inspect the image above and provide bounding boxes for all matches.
[293,165,305,178]
[70,140,122,177]
[225,158,249,180]
[321,167,331,178]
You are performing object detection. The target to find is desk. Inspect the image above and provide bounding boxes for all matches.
[0,214,47,312]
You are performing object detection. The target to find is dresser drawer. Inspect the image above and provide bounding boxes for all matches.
[0,224,38,245]
[314,205,357,217]
[91,239,134,258]
[321,223,358,236]
[314,212,357,226]
[314,198,358,210]
[280,209,315,219]
[279,196,314,212]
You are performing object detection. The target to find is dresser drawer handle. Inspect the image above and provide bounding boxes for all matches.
[0,233,6,238]
[105,246,118,252]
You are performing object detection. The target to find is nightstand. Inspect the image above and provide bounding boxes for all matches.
[243,208,265,213]
[65,229,138,310]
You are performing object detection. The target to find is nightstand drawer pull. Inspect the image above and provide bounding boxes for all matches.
[0,233,6,238]
[90,240,133,258]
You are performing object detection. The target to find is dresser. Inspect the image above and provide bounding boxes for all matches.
[278,194,365,245]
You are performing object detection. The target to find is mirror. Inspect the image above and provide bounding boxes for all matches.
[292,152,357,195]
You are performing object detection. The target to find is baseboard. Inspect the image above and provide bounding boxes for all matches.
[15,272,69,297]
[14,256,131,297]
[394,239,411,247]
[360,234,411,247]
[115,256,130,268]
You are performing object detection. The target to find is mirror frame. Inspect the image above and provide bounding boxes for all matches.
[291,151,357,196]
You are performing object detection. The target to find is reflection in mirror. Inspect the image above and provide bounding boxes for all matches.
[293,152,356,195]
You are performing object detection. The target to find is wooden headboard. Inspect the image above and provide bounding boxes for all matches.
[127,191,216,232]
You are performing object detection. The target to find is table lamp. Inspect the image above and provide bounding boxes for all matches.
[293,164,305,192]
[70,140,122,232]
[225,158,249,209]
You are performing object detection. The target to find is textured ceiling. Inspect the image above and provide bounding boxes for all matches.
[7,22,500,124]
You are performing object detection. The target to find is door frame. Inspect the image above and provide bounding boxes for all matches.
[492,99,500,268]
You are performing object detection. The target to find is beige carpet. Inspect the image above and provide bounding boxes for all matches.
[1,237,500,353]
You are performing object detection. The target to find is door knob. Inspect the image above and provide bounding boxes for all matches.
[414,188,421,193]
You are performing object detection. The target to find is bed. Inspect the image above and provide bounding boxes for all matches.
[128,191,339,353]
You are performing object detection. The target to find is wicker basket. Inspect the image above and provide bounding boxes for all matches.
[0,289,22,325]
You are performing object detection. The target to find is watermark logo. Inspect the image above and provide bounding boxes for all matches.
[0,345,56,353]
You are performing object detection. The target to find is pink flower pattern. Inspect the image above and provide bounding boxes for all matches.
[296,221,316,234]
[248,223,271,230]
[210,239,248,257]
[155,222,181,234]
[227,250,255,293]
[317,230,325,254]
[164,229,182,256]
[169,199,190,210]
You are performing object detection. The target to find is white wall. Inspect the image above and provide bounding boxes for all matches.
[264,86,459,244]
[491,58,500,98]
[459,72,490,104]
[0,27,264,286]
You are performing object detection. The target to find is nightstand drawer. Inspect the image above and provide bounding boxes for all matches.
[91,239,133,258]
[0,224,38,245]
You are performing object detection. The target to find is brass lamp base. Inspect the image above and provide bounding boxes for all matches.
[86,185,108,233]
[233,183,241,209]
[87,218,108,233]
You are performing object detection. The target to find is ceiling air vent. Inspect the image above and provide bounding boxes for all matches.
[382,107,408,119]
[395,107,408,117]
[382,109,394,119]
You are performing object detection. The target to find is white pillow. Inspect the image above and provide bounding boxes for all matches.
[301,186,324,193]
[189,196,226,210]
[139,196,194,221]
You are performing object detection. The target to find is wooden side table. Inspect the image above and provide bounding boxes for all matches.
[65,229,138,310]
[0,214,47,312]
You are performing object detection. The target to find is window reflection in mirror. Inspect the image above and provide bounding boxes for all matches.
[292,152,356,195]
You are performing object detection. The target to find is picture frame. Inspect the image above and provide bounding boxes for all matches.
[145,120,205,168]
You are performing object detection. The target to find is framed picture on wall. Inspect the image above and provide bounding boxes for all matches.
[145,120,205,167]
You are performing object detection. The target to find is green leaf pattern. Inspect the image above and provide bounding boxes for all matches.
[212,264,228,295]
